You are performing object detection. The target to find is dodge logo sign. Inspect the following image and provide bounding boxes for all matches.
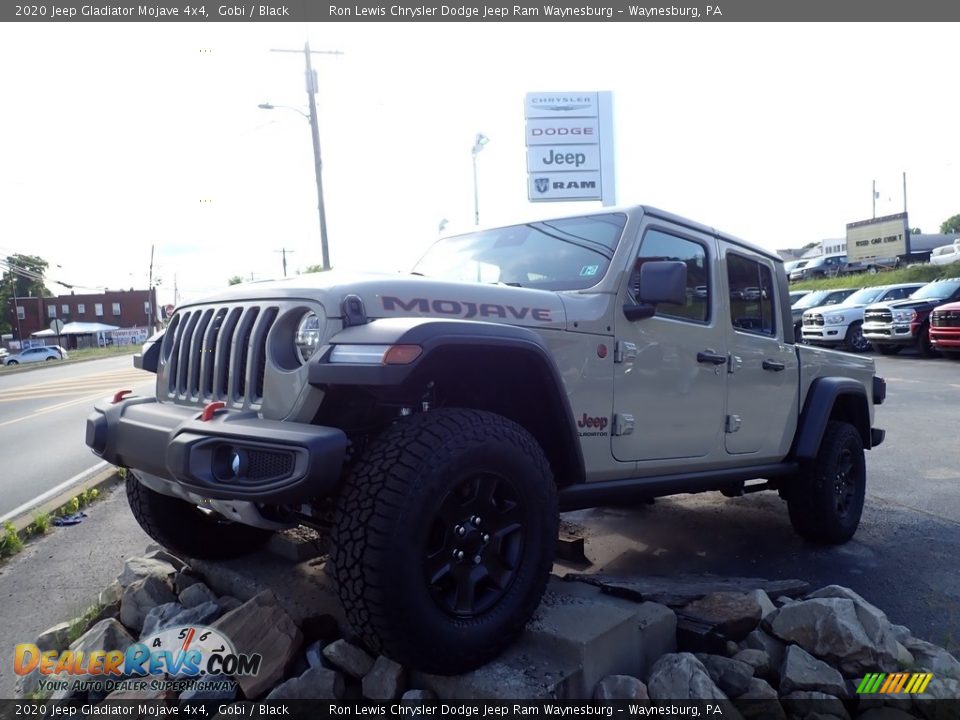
[535,178,550,194]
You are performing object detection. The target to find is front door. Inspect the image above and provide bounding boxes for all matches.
[612,225,727,462]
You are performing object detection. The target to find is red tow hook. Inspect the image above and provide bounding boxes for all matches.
[201,401,226,422]
[111,390,133,404]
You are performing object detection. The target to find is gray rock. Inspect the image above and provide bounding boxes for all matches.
[173,571,202,595]
[748,589,777,620]
[780,645,848,697]
[736,677,784,720]
[646,653,728,701]
[141,600,221,638]
[733,649,770,678]
[779,691,849,720]
[118,556,177,587]
[683,592,763,641]
[775,596,798,607]
[323,639,375,679]
[144,548,188,571]
[888,624,911,644]
[895,642,914,667]
[36,622,71,653]
[401,689,437,701]
[215,596,242,613]
[593,675,649,701]
[362,655,406,700]
[902,637,960,680]
[266,666,345,700]
[99,581,123,607]
[305,640,328,670]
[742,628,786,671]
[212,590,302,699]
[120,576,177,633]
[69,618,135,657]
[179,676,238,701]
[767,598,898,676]
[696,654,754,697]
[567,574,808,607]
[179,582,218,608]
[805,586,899,655]
[725,641,742,657]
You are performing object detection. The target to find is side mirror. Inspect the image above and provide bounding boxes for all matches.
[638,260,688,305]
[623,260,688,321]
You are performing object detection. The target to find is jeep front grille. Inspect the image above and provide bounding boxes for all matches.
[163,304,279,408]
[864,309,892,324]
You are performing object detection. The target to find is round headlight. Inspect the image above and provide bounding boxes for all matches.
[295,311,324,363]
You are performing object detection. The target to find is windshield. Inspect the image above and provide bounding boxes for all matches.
[793,290,830,309]
[413,213,627,290]
[841,287,886,306]
[910,279,960,301]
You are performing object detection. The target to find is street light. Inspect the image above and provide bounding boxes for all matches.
[471,133,489,226]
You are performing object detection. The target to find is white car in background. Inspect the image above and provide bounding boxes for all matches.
[930,240,960,267]
[2,346,69,365]
[801,283,924,352]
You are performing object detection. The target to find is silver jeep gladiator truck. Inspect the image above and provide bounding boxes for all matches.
[87,206,886,674]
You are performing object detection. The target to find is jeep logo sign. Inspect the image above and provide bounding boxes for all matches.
[524,91,615,204]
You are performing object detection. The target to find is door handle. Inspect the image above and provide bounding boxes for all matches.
[762,359,786,372]
[697,350,728,366]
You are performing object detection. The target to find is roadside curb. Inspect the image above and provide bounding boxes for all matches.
[3,467,122,538]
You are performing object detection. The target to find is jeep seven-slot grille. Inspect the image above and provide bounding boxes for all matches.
[933,310,960,328]
[865,308,893,324]
[164,305,279,407]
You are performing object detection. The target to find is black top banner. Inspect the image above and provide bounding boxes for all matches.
[3,0,960,23]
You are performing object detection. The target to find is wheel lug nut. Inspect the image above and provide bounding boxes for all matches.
[456,525,466,536]
[482,534,490,543]
[456,550,465,561]
[473,555,482,564]
[471,516,481,527]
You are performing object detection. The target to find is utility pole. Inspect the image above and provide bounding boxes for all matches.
[270,42,343,271]
[275,248,294,277]
[872,180,877,219]
[147,244,155,333]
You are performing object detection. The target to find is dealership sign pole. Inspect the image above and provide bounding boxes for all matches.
[525,91,616,206]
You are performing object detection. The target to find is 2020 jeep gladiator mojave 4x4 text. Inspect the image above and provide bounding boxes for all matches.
[87,206,886,674]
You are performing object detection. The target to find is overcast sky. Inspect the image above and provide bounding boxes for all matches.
[1,22,958,307]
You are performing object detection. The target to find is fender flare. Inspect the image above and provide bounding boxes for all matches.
[793,377,872,459]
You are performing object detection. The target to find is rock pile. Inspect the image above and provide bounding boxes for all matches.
[17,547,960,717]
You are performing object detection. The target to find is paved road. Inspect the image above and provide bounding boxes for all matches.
[559,351,960,653]
[0,355,153,518]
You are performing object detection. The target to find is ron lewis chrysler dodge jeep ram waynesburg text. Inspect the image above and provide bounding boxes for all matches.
[87,206,886,674]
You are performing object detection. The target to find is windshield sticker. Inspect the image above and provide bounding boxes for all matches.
[579,265,600,277]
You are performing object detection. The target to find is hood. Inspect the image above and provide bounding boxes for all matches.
[933,301,960,312]
[804,302,866,315]
[866,297,948,312]
[179,271,568,330]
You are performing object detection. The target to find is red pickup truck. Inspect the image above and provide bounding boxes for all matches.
[930,301,960,356]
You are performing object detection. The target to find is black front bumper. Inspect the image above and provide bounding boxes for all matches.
[86,397,347,504]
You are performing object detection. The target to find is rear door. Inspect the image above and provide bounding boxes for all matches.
[722,244,799,458]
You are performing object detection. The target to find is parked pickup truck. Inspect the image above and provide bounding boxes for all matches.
[86,205,886,674]
[930,301,960,356]
[863,278,960,356]
[801,284,924,352]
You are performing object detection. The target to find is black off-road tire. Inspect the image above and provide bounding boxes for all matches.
[126,475,273,559]
[876,344,903,356]
[786,421,866,545]
[843,321,871,353]
[330,408,558,675]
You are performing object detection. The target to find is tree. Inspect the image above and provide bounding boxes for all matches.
[940,214,960,235]
[910,227,922,235]
[227,275,244,286]
[0,254,51,336]
[303,264,330,274]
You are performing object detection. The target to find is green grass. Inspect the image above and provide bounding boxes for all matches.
[62,345,139,362]
[0,522,23,558]
[67,604,104,644]
[792,264,960,292]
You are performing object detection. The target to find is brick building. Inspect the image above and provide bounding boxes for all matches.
[5,288,158,342]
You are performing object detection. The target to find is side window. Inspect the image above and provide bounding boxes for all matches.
[632,229,709,323]
[886,287,911,300]
[727,253,776,336]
